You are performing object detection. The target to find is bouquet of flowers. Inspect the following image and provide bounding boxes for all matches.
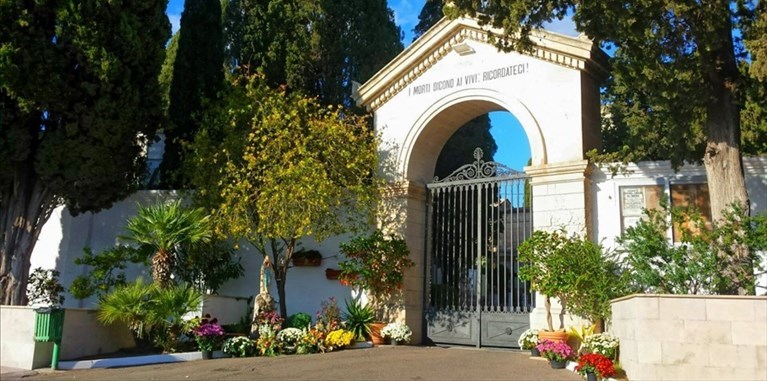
[222,336,255,357]
[381,322,412,343]
[325,329,355,350]
[257,324,279,356]
[517,328,540,350]
[277,327,303,354]
[192,315,224,352]
[575,353,616,379]
[536,339,574,362]
[297,327,326,354]
[583,333,620,359]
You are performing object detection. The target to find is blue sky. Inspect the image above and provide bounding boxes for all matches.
[166,0,578,171]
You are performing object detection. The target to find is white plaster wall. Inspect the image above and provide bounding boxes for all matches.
[0,306,52,369]
[592,157,766,250]
[30,191,360,319]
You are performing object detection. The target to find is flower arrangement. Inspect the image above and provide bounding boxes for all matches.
[536,339,574,362]
[297,327,326,354]
[381,322,412,343]
[325,329,355,350]
[222,336,255,357]
[575,353,616,379]
[256,324,279,356]
[315,297,342,334]
[517,328,540,350]
[192,314,224,352]
[277,327,303,353]
[256,310,283,332]
[583,333,620,359]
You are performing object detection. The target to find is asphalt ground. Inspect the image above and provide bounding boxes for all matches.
[6,346,583,381]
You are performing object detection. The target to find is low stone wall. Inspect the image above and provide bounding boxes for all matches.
[201,295,251,326]
[0,306,134,369]
[611,294,767,381]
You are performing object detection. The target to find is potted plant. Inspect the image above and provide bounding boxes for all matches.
[292,249,323,267]
[380,322,412,345]
[222,336,255,357]
[343,298,375,342]
[276,327,303,354]
[517,328,540,356]
[324,329,355,351]
[192,314,224,359]
[583,332,620,360]
[518,229,604,341]
[536,339,574,369]
[338,230,414,344]
[575,353,617,381]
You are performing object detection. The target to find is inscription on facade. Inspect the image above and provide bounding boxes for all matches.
[408,63,530,96]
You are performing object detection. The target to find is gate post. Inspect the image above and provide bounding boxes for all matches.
[379,180,427,344]
[525,160,595,330]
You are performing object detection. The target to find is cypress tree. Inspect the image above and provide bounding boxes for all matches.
[161,0,225,188]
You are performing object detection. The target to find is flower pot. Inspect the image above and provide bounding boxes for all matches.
[201,350,213,360]
[325,268,342,280]
[292,257,321,267]
[549,359,566,369]
[370,322,386,346]
[538,330,568,343]
[391,340,399,346]
[586,371,598,381]
[530,347,540,357]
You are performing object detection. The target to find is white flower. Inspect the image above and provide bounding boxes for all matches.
[381,322,412,342]
[517,328,540,349]
[277,327,304,346]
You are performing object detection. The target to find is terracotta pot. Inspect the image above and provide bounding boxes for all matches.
[370,322,386,346]
[325,268,342,280]
[538,330,568,343]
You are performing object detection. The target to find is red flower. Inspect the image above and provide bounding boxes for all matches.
[575,353,616,379]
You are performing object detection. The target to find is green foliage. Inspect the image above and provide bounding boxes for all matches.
[286,312,313,329]
[0,0,170,305]
[26,268,66,307]
[343,298,375,341]
[222,0,314,90]
[174,239,244,294]
[518,230,624,329]
[161,0,225,188]
[618,204,767,295]
[70,246,151,301]
[338,230,415,300]
[121,200,212,287]
[311,0,404,107]
[413,0,445,41]
[98,278,202,352]
[188,74,380,317]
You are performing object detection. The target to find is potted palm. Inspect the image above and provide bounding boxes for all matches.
[338,230,414,345]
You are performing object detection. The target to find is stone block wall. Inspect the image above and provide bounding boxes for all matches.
[611,294,767,381]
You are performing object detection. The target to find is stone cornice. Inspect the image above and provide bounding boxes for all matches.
[356,17,609,111]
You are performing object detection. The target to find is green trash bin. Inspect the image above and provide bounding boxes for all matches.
[34,307,65,369]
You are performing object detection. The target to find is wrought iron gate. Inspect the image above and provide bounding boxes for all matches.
[424,148,534,348]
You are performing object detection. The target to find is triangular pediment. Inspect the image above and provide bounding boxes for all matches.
[356,16,608,111]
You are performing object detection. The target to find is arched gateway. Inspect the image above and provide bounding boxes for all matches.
[355,17,608,347]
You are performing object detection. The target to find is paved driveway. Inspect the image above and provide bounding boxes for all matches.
[12,346,582,381]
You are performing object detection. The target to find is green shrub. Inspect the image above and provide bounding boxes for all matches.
[286,312,312,329]
[343,299,375,341]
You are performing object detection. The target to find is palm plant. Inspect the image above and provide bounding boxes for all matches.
[122,200,211,288]
[344,298,375,341]
[98,278,159,340]
[98,278,203,352]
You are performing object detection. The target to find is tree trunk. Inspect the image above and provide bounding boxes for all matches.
[1,164,56,305]
[700,17,752,295]
[275,238,296,319]
[544,296,553,331]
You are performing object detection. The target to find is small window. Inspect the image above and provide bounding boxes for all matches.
[669,183,712,242]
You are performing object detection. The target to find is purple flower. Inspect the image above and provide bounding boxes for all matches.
[194,322,224,338]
